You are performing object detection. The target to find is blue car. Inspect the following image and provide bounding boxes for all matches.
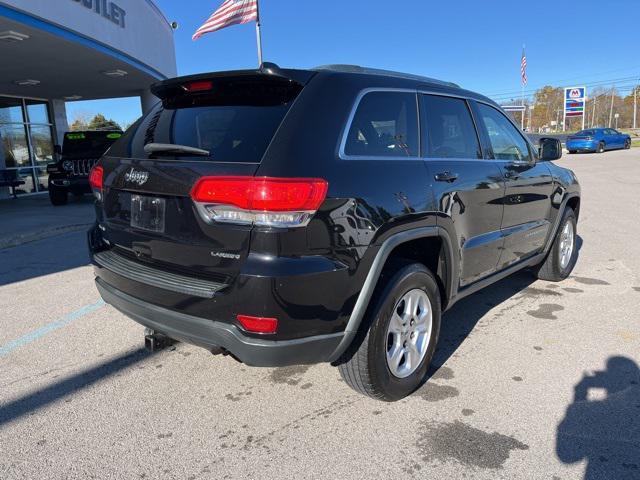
[566,128,631,154]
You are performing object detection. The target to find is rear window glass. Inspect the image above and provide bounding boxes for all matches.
[576,130,595,136]
[344,92,418,158]
[109,100,295,163]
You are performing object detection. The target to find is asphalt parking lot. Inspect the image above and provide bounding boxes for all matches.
[1,149,639,480]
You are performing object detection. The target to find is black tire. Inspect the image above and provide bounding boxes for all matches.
[568,150,576,154]
[596,142,605,153]
[337,263,441,401]
[533,208,578,281]
[624,139,631,150]
[48,186,68,206]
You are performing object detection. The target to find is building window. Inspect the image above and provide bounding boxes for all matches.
[0,96,55,196]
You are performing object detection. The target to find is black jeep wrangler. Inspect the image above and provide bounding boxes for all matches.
[47,130,122,205]
[88,65,580,401]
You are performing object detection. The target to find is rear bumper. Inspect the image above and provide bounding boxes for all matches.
[95,277,344,367]
[566,140,597,151]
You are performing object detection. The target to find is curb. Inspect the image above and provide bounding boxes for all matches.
[0,223,93,250]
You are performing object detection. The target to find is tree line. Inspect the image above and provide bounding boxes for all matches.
[69,113,123,131]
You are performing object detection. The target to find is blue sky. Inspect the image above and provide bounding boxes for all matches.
[67,0,640,128]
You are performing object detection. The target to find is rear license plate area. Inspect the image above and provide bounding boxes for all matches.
[131,195,166,233]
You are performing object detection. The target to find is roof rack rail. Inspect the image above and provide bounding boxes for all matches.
[312,64,460,88]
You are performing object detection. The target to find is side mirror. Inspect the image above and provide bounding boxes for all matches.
[54,145,62,155]
[539,137,562,161]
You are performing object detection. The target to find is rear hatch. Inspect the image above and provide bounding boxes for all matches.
[98,68,315,282]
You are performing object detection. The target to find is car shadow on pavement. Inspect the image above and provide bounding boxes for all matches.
[0,348,156,427]
[426,270,537,380]
[0,230,90,286]
[426,234,585,381]
[556,356,640,479]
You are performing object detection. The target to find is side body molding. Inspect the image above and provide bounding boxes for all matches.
[328,226,454,362]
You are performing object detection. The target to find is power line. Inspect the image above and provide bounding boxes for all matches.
[488,75,640,100]
[484,65,640,96]
[491,76,640,103]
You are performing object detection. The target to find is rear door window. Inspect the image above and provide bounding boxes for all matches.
[420,95,481,159]
[344,92,419,158]
[476,104,532,162]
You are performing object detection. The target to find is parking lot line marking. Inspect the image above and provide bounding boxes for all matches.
[0,300,105,358]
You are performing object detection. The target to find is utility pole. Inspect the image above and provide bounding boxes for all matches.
[634,83,638,130]
[591,95,597,128]
[608,87,615,128]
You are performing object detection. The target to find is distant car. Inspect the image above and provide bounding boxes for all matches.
[566,128,631,154]
[47,130,123,205]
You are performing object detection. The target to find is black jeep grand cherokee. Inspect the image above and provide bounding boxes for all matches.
[88,64,580,401]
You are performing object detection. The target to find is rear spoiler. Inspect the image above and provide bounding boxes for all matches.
[151,63,316,102]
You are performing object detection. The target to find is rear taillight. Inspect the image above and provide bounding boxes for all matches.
[190,176,328,228]
[89,165,103,200]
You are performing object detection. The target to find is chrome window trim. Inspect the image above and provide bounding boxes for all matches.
[339,86,539,163]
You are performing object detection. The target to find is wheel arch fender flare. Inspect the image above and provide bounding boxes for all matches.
[544,192,580,254]
[328,226,455,363]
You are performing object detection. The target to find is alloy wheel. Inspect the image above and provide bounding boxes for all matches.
[385,289,433,379]
[559,221,575,270]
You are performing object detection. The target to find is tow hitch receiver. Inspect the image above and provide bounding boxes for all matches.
[144,328,173,352]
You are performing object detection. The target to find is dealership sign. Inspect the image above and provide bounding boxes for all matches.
[71,0,126,28]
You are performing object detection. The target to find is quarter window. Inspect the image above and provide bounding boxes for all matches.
[477,104,531,162]
[420,95,481,159]
[344,92,418,158]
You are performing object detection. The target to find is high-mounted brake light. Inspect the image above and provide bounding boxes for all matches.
[184,81,213,93]
[190,176,328,228]
[237,315,278,334]
[89,165,104,200]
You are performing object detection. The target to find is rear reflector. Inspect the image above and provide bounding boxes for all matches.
[237,315,278,334]
[191,176,328,228]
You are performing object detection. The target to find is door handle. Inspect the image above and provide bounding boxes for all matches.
[434,172,459,183]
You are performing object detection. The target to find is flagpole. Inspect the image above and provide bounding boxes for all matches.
[521,45,525,130]
[255,0,264,67]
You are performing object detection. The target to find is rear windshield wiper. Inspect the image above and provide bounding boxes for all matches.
[144,143,210,157]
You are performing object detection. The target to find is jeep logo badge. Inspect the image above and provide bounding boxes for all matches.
[125,168,149,186]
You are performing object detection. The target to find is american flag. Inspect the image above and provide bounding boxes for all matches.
[193,0,258,41]
[521,48,528,86]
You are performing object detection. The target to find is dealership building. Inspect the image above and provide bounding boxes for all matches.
[0,0,176,198]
